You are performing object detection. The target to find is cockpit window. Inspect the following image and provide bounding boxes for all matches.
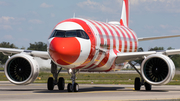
[49,30,89,39]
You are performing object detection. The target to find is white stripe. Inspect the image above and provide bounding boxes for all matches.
[94,21,108,49]
[122,26,135,52]
[119,27,130,52]
[98,22,113,49]
[55,22,83,30]
[77,18,99,69]
[110,25,120,51]
[112,25,125,52]
[131,30,139,52]
[89,52,106,69]
[121,1,128,27]
[104,23,119,51]
[72,38,91,66]
[86,20,108,69]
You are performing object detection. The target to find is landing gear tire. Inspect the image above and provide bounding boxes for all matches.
[67,83,73,92]
[47,77,54,90]
[58,77,65,90]
[134,77,141,90]
[74,83,79,92]
[144,82,151,91]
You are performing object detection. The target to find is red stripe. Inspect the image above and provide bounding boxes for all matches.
[124,27,138,52]
[89,52,103,70]
[96,22,110,50]
[91,22,111,68]
[87,21,111,69]
[96,52,110,67]
[111,25,122,52]
[104,58,116,72]
[84,20,104,69]
[116,26,127,52]
[60,19,96,69]
[125,0,129,27]
[129,29,137,51]
[103,23,116,49]
[89,20,104,48]
[121,27,132,52]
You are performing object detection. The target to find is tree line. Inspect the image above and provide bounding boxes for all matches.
[0,42,180,68]
[0,42,47,64]
[138,46,180,68]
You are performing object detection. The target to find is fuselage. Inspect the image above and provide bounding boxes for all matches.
[47,18,138,72]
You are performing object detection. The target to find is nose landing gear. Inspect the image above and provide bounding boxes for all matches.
[47,61,79,92]
[67,69,79,92]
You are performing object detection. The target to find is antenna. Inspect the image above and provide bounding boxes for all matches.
[106,19,108,23]
[73,13,76,18]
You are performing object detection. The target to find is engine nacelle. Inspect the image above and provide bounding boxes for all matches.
[141,54,175,85]
[4,53,39,85]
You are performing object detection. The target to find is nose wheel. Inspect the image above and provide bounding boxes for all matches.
[67,83,79,92]
[67,69,79,92]
[48,61,79,92]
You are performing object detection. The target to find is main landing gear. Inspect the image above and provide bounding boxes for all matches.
[47,61,65,90]
[129,62,152,91]
[47,61,79,92]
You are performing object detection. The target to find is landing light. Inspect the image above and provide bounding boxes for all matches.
[69,69,72,74]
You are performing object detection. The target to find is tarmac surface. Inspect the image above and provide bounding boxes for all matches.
[0,81,180,101]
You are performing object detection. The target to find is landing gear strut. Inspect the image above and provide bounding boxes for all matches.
[67,69,79,92]
[47,61,65,90]
[129,61,152,91]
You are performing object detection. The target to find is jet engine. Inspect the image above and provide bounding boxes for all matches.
[141,54,175,85]
[4,53,39,85]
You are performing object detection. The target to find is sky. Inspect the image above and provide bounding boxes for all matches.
[0,0,180,51]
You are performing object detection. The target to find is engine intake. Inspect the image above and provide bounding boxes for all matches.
[4,53,39,85]
[141,54,175,85]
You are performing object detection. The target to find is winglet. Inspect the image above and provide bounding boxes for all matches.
[120,0,129,27]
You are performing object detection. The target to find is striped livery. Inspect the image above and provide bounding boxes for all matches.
[48,18,138,72]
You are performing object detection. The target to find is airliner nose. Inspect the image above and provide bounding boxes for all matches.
[49,37,81,65]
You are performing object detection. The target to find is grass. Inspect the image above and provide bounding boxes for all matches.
[0,72,180,85]
[0,68,4,71]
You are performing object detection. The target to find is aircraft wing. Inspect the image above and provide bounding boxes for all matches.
[138,35,180,41]
[0,47,50,59]
[115,49,180,64]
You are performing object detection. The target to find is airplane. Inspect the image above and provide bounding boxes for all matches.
[1,0,180,92]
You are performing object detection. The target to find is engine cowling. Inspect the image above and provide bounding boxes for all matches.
[4,53,39,85]
[141,54,175,85]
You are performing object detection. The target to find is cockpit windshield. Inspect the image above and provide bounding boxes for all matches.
[49,30,89,39]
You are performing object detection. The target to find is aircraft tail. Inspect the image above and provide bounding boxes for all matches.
[120,0,129,27]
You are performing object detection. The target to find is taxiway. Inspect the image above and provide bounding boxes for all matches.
[0,81,180,101]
